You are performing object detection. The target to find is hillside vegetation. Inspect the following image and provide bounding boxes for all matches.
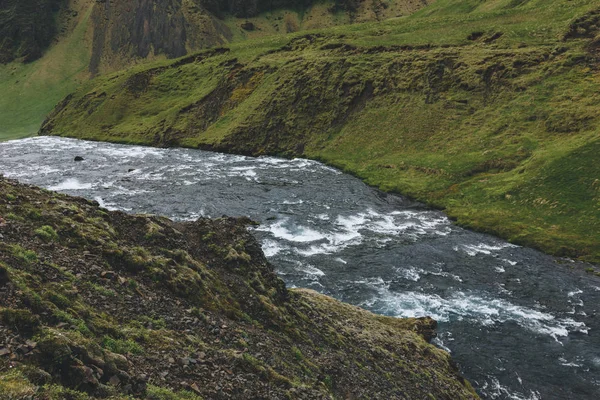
[41,0,600,263]
[0,176,478,399]
[0,0,428,140]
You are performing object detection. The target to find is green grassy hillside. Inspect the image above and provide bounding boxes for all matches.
[0,0,93,140]
[41,0,600,263]
[0,0,428,141]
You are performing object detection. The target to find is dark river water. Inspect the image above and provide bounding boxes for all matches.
[1,137,599,399]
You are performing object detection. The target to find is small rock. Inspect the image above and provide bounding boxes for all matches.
[105,352,128,369]
[178,357,190,366]
[241,21,256,31]
[128,169,136,173]
[16,344,30,354]
[100,271,116,279]
[109,375,121,386]
[190,383,201,394]
[75,365,99,386]
[74,156,84,162]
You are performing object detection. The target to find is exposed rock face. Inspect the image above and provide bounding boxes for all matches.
[202,0,355,17]
[0,0,66,63]
[2,0,430,70]
[0,176,478,399]
[89,0,231,74]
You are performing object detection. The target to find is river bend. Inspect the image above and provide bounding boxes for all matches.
[0,137,598,399]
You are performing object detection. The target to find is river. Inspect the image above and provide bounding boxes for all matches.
[0,137,598,399]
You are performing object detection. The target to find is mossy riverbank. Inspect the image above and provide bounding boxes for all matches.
[0,176,478,399]
[41,0,600,264]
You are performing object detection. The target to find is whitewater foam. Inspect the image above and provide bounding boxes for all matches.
[455,242,519,256]
[360,281,587,340]
[48,178,93,191]
[260,219,327,243]
[261,239,287,257]
[481,377,541,400]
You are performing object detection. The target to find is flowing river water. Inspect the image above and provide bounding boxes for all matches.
[0,137,598,399]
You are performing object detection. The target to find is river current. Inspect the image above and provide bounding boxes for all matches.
[0,137,598,399]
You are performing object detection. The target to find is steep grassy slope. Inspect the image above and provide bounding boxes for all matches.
[0,176,477,399]
[41,0,600,263]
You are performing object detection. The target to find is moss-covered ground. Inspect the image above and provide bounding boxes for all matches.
[41,0,600,263]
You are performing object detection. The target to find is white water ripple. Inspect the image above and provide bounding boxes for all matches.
[359,279,587,341]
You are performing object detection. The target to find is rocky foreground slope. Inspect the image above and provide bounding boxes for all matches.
[0,176,477,399]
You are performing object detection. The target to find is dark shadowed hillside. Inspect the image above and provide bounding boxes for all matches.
[0,0,66,63]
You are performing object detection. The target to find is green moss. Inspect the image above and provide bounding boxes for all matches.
[5,212,24,221]
[52,310,91,336]
[145,221,165,240]
[10,245,38,264]
[291,346,303,361]
[136,316,167,330]
[36,330,74,366]
[147,385,204,400]
[86,282,117,297]
[102,336,144,355]
[225,246,252,263]
[35,225,59,242]
[0,308,41,334]
[45,291,72,309]
[38,385,96,399]
[0,370,36,398]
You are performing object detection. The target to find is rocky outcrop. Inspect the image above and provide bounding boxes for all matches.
[87,0,430,74]
[2,0,432,69]
[89,0,232,75]
[0,176,478,399]
[202,0,366,18]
